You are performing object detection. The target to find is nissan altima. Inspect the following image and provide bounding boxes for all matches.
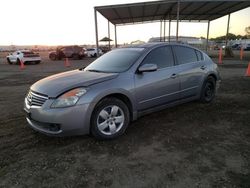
[24,43,221,139]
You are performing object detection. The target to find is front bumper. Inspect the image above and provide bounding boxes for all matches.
[22,57,41,62]
[24,97,94,136]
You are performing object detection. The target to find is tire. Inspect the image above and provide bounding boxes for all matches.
[7,58,12,64]
[93,53,97,58]
[91,97,130,140]
[200,76,216,103]
[16,58,21,65]
[35,60,41,64]
[49,53,57,61]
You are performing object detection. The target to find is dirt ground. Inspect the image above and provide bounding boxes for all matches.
[0,53,250,187]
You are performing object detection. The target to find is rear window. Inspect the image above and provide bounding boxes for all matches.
[173,46,198,65]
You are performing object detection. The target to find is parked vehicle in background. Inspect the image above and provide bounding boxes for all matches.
[6,50,41,64]
[231,43,240,50]
[86,48,103,57]
[49,45,87,60]
[24,43,221,140]
[243,43,250,51]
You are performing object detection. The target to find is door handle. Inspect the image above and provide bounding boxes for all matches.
[170,73,177,79]
[200,65,207,70]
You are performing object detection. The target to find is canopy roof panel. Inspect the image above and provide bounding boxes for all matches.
[95,0,250,25]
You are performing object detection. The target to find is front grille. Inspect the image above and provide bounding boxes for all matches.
[27,90,48,107]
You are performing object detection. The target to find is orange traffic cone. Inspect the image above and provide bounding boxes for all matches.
[246,63,250,77]
[64,58,71,67]
[218,48,222,64]
[20,59,25,70]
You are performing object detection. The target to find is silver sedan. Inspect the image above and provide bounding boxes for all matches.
[24,43,221,139]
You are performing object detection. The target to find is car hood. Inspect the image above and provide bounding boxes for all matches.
[31,69,118,97]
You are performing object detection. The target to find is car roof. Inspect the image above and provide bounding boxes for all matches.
[122,42,202,52]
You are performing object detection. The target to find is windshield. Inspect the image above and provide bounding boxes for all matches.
[84,48,144,73]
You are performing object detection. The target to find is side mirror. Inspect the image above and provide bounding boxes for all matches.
[138,64,157,73]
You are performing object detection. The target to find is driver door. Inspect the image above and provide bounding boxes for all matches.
[134,46,181,111]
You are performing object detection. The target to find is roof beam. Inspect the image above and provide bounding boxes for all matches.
[142,4,145,22]
[152,4,161,21]
[203,1,243,20]
[127,7,134,23]
[181,2,209,20]
[163,3,176,20]
[192,1,226,20]
[112,8,124,24]
[217,2,244,14]
[179,2,193,13]
[111,14,223,23]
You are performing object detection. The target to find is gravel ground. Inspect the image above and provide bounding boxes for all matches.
[0,55,250,187]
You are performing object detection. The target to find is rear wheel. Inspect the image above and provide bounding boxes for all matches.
[49,53,57,61]
[7,58,12,64]
[16,58,21,65]
[35,60,41,64]
[200,76,216,103]
[91,97,130,140]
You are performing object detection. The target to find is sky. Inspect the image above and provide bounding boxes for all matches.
[0,0,249,45]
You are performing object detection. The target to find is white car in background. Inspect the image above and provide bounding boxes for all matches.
[86,48,103,57]
[6,50,41,64]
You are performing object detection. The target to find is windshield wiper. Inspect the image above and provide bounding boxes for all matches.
[86,69,104,73]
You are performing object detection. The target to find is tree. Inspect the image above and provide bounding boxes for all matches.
[245,26,250,38]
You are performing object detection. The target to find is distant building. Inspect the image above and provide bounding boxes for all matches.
[149,36,207,44]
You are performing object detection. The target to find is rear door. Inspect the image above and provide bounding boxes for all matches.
[172,45,205,99]
[134,46,181,111]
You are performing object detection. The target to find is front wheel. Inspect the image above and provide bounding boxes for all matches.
[91,97,130,140]
[200,76,216,103]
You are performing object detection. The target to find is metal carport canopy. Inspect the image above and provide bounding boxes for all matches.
[94,0,250,53]
[95,0,250,25]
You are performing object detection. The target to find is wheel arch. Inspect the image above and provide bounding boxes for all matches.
[93,93,134,122]
[207,73,217,81]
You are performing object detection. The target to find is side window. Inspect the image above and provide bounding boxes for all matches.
[195,50,204,61]
[142,46,174,69]
[173,46,198,65]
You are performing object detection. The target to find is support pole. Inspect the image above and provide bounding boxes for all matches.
[108,21,111,50]
[176,1,180,42]
[114,24,117,48]
[206,21,210,52]
[160,20,162,42]
[163,20,166,42]
[94,8,99,56]
[169,19,171,42]
[225,14,231,46]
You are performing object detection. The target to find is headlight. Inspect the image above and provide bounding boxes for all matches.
[51,88,87,108]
